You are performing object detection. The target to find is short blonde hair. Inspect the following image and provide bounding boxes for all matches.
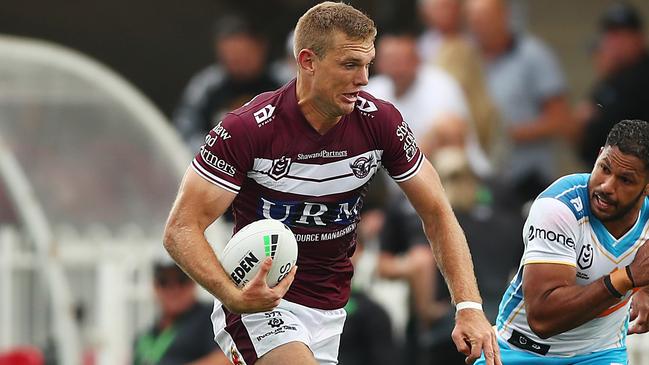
[294,2,376,59]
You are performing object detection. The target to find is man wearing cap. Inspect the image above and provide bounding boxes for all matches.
[132,257,229,365]
[579,2,649,166]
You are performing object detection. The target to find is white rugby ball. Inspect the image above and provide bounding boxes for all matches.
[220,219,298,288]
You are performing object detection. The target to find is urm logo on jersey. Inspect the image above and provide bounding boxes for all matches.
[258,197,361,228]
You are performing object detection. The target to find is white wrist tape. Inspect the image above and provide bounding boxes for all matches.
[455,301,483,312]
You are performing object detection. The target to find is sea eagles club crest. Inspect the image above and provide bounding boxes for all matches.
[269,156,292,180]
[350,155,374,179]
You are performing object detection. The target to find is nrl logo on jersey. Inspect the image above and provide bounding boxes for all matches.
[577,243,593,269]
[269,156,292,180]
[356,96,377,114]
[254,104,276,127]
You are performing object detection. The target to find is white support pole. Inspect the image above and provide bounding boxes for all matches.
[0,227,15,350]
[0,135,81,365]
[96,260,128,365]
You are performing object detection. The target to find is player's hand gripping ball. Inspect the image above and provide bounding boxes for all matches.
[220,219,298,288]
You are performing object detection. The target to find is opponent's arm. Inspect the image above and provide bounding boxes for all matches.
[398,159,500,365]
[524,202,649,338]
[523,263,621,338]
[163,168,295,313]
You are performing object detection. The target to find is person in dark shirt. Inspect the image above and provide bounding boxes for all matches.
[338,232,398,365]
[579,2,649,166]
[132,255,228,365]
[173,14,281,151]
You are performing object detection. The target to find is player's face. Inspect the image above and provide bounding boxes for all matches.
[588,146,649,223]
[312,32,375,116]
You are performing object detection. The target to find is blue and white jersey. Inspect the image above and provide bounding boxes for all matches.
[496,173,649,357]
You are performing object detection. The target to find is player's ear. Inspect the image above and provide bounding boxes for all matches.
[297,49,317,75]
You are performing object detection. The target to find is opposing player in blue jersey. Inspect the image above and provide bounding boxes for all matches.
[477,119,649,364]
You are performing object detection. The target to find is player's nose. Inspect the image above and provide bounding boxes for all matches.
[599,175,616,194]
[355,67,369,86]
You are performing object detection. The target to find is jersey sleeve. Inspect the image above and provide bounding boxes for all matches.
[379,105,424,183]
[191,113,254,194]
[522,197,579,267]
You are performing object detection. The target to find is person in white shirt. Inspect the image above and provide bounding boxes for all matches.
[366,30,491,177]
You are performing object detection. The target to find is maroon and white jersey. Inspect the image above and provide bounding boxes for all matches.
[192,80,423,309]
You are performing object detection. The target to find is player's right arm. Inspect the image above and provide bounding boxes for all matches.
[163,168,295,314]
[522,198,621,338]
[524,264,621,338]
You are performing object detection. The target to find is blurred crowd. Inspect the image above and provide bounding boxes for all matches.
[154,1,649,364]
[4,0,646,364]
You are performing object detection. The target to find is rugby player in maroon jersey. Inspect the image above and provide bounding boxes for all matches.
[163,2,500,364]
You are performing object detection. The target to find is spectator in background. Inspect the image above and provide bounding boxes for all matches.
[419,147,523,364]
[365,30,491,176]
[578,2,649,166]
[338,217,398,365]
[368,31,491,364]
[270,30,297,84]
[417,0,465,64]
[466,0,572,203]
[378,146,523,365]
[132,253,228,365]
[417,0,501,162]
[173,14,281,151]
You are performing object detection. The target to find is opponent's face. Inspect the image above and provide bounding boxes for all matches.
[588,146,649,223]
[311,32,375,116]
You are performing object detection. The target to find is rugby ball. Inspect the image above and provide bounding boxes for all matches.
[220,219,298,288]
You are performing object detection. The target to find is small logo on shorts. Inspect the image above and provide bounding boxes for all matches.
[230,345,244,365]
[268,318,284,328]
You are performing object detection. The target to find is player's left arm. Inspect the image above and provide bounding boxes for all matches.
[398,159,501,365]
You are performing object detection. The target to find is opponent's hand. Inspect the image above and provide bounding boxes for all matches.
[222,257,297,314]
[629,240,649,287]
[629,287,649,334]
[451,309,501,365]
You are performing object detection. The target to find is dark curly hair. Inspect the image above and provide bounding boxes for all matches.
[605,119,649,169]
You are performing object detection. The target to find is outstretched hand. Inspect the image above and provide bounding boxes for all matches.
[451,309,502,365]
[222,257,297,314]
[629,287,649,334]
